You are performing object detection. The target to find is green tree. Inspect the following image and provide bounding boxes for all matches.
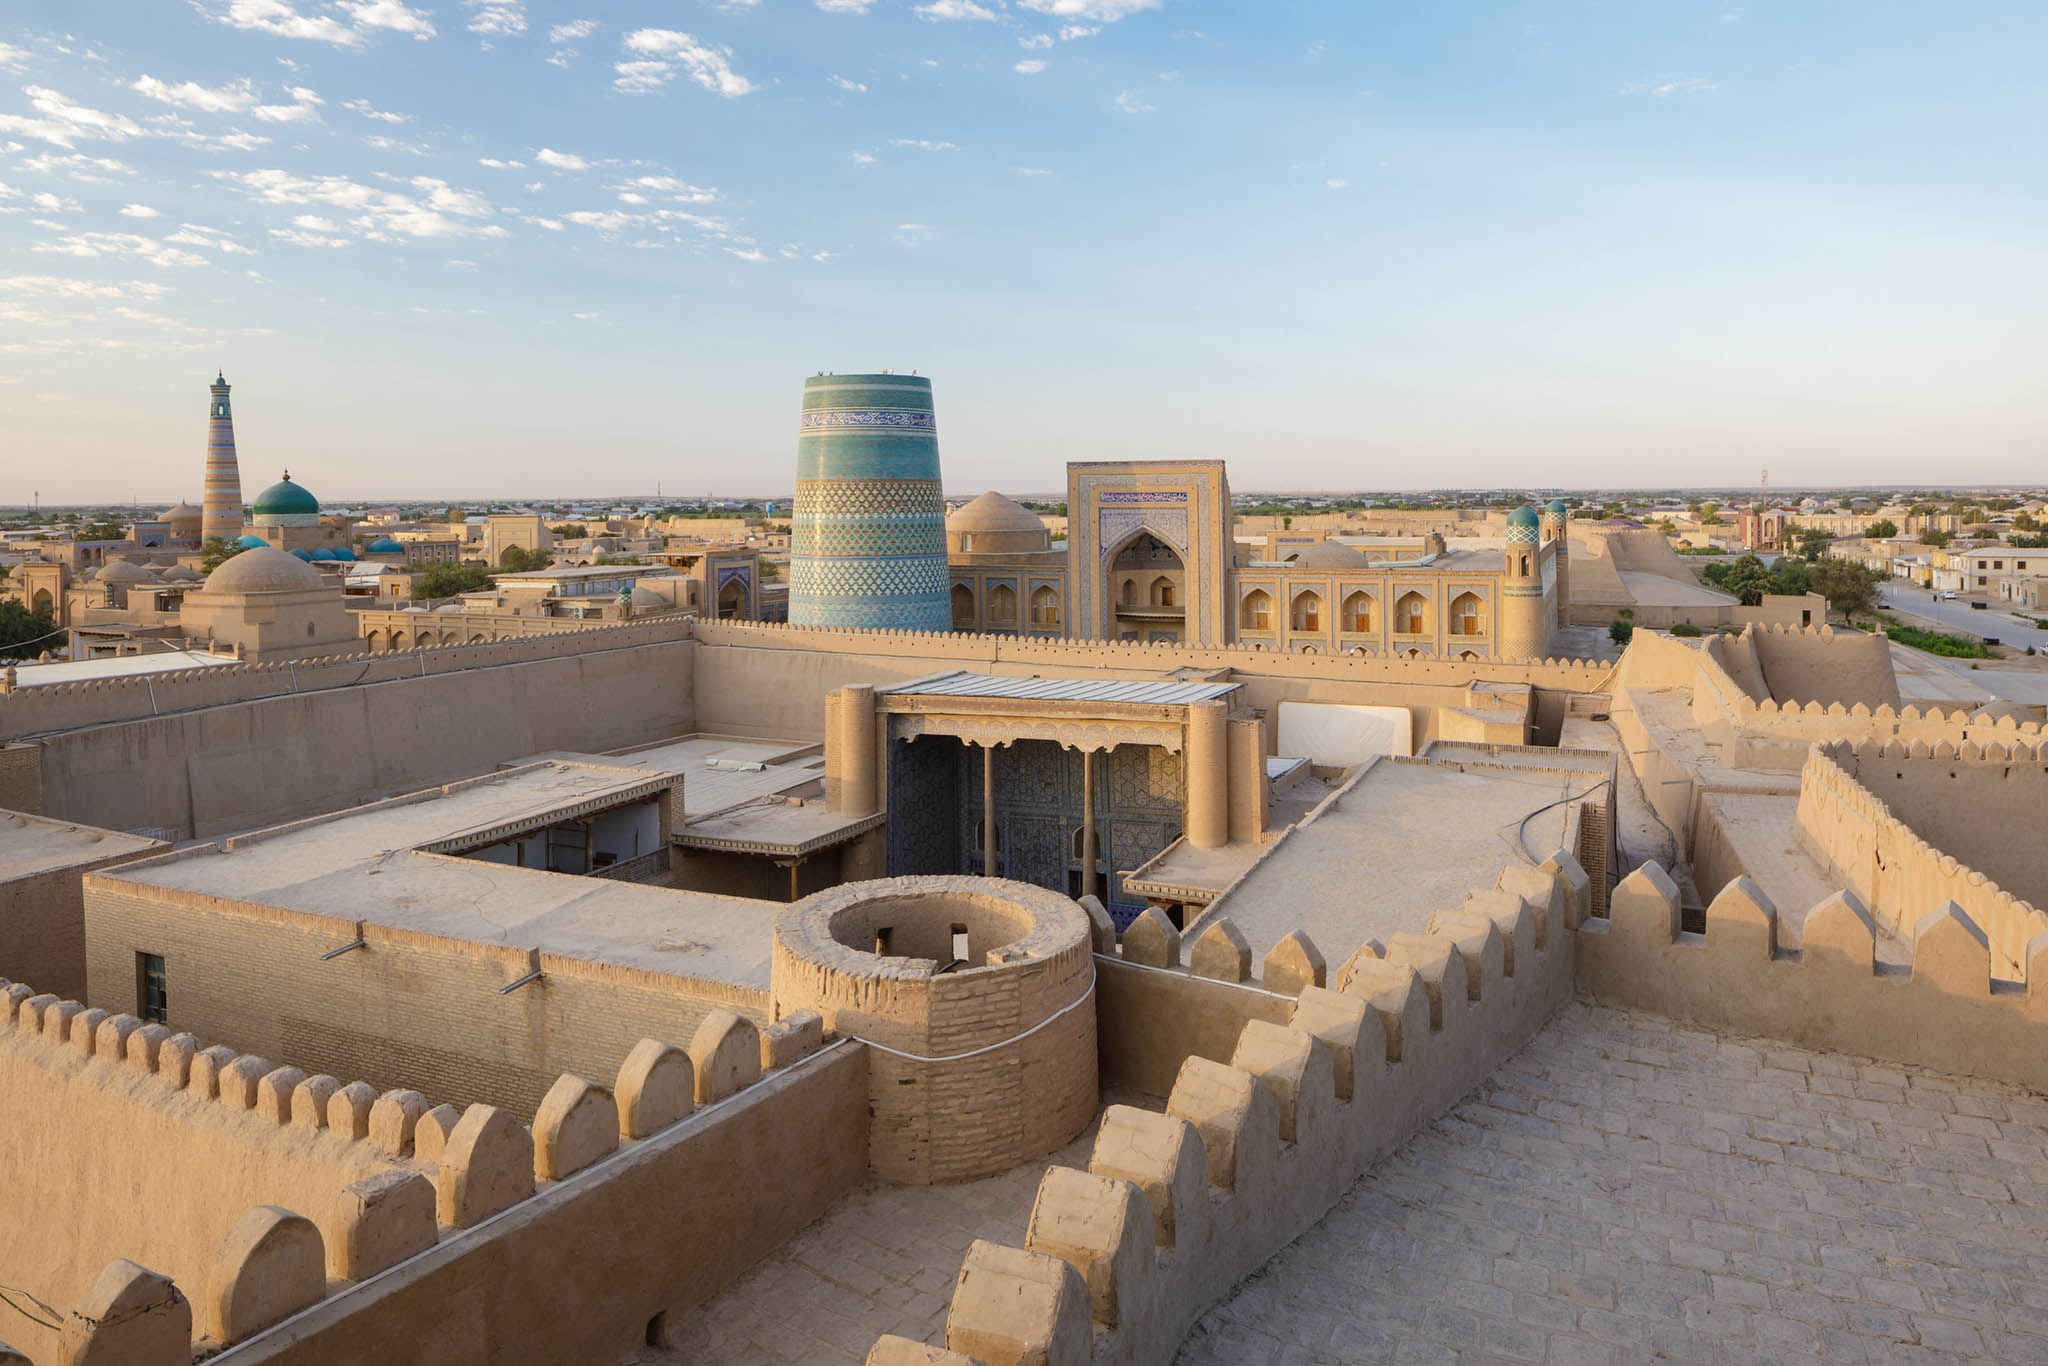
[79,519,129,541]
[593,553,644,566]
[2013,512,2040,532]
[1793,527,1835,561]
[413,563,494,600]
[550,523,588,539]
[1704,554,1776,605]
[500,546,554,572]
[0,600,58,659]
[1921,527,1954,548]
[1865,519,1899,539]
[1810,559,1882,621]
[198,537,246,573]
[444,507,466,523]
[1608,618,1634,646]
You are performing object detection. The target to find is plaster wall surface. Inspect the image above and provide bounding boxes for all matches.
[1834,750,2048,910]
[224,1043,869,1366]
[28,635,695,838]
[0,1020,407,1365]
[0,813,166,998]
[84,878,769,1117]
[1752,627,1901,709]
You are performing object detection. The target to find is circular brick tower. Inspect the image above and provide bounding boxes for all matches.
[201,372,245,545]
[789,373,950,631]
[772,876,1098,1184]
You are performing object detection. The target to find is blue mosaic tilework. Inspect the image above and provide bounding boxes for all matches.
[790,374,950,630]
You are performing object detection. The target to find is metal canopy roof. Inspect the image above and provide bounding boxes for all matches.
[878,669,1239,706]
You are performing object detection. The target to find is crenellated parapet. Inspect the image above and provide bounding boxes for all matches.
[1578,865,2048,1092]
[866,851,1590,1366]
[1793,741,2047,974]
[0,970,824,1361]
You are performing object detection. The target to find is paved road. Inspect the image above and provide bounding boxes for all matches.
[1878,585,2048,652]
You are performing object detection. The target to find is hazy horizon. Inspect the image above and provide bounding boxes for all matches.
[4,1,2045,500]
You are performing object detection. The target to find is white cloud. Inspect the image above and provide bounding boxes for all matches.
[534,147,589,171]
[1015,59,1046,74]
[1112,89,1153,114]
[342,97,409,122]
[1019,33,1053,49]
[620,30,755,96]
[889,138,957,151]
[335,0,438,39]
[0,43,31,70]
[897,222,929,231]
[33,232,209,267]
[21,153,134,181]
[118,203,160,217]
[166,222,255,253]
[253,87,324,122]
[1015,166,1051,175]
[466,0,527,36]
[828,74,868,92]
[617,191,647,204]
[915,0,996,19]
[715,0,761,10]
[32,191,81,212]
[210,130,272,150]
[849,150,876,166]
[197,0,363,46]
[572,310,600,318]
[1621,77,1717,96]
[625,174,718,202]
[612,60,670,92]
[210,167,508,240]
[563,208,640,234]
[1022,0,1157,17]
[815,0,872,11]
[726,246,765,261]
[0,274,169,300]
[1059,24,1099,40]
[0,86,145,148]
[523,215,562,229]
[477,156,525,168]
[271,224,351,246]
[131,75,259,113]
[1325,178,1348,189]
[548,19,596,41]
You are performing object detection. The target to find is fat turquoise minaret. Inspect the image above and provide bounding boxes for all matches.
[200,371,244,544]
[789,373,950,631]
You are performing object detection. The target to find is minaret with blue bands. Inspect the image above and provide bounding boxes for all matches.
[788,373,950,631]
[201,372,244,544]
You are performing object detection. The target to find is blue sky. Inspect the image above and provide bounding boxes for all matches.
[2,1,2044,501]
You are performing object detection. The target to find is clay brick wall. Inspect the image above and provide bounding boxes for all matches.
[1,837,168,999]
[0,982,418,1365]
[224,1044,869,1366]
[84,874,769,1118]
[31,634,696,838]
[0,742,39,812]
[1580,863,2048,1093]
[1793,741,2047,975]
[870,852,1588,1366]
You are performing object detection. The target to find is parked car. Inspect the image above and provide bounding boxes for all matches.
[1940,590,1958,599]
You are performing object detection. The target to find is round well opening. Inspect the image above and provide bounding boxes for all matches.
[825,891,1035,969]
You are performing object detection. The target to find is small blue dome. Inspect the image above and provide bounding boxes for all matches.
[1545,499,1568,517]
[310,548,336,561]
[233,533,269,549]
[250,471,320,517]
[332,547,357,562]
[365,537,403,553]
[289,549,314,561]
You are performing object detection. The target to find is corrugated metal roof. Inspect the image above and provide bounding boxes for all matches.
[879,670,1239,705]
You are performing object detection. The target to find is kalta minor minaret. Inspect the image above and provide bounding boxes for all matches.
[200,371,244,544]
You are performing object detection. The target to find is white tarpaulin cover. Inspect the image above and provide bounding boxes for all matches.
[1276,701,1413,767]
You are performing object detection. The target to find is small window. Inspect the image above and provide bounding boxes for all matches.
[137,952,168,1024]
[873,927,893,955]
[951,924,970,964]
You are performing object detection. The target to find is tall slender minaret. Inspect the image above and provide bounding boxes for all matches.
[201,372,244,544]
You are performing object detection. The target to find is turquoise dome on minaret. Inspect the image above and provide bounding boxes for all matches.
[1545,499,1568,518]
[1506,505,1540,540]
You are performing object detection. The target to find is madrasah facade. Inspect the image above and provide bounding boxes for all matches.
[0,370,2042,1366]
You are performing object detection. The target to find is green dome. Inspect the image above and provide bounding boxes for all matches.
[250,470,320,517]
[1506,505,1540,529]
[1545,499,1568,517]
